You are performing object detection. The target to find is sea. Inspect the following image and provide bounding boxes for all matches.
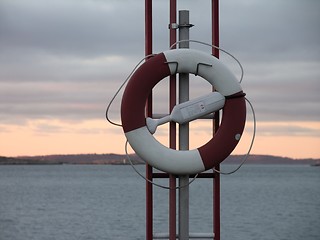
[0,164,319,240]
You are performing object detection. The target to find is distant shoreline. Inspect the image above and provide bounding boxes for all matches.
[1,154,319,165]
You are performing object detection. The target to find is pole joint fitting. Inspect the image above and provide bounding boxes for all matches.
[168,23,194,29]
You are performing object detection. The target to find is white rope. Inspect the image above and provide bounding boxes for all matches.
[105,54,156,127]
[125,140,199,190]
[213,97,256,175]
[106,45,256,183]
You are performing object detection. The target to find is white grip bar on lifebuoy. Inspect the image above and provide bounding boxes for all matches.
[121,49,246,175]
[146,91,225,134]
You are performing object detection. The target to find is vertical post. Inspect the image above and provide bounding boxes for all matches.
[169,1,177,240]
[178,10,190,240]
[145,1,153,240]
[212,0,219,58]
[145,0,152,56]
[212,1,220,240]
[144,2,221,239]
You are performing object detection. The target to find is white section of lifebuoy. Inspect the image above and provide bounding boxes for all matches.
[125,126,205,174]
[164,49,242,96]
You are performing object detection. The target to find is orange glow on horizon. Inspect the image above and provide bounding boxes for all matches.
[0,119,319,159]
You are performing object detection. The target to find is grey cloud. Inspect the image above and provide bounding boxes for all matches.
[257,124,320,137]
[243,60,320,122]
[32,121,108,135]
[0,0,319,130]
[220,0,320,62]
[0,82,110,121]
[32,123,66,134]
[0,0,145,58]
[0,51,132,83]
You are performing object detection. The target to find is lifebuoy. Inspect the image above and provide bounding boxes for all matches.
[121,49,246,175]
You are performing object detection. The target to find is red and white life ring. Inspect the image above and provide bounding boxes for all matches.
[121,49,246,175]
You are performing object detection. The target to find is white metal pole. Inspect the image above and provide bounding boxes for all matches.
[178,10,191,240]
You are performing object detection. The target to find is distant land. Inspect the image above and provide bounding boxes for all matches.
[0,154,319,165]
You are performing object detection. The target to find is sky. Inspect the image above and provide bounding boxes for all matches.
[0,0,319,158]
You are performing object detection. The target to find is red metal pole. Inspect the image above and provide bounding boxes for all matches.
[212,0,219,59]
[145,0,153,57]
[169,1,177,239]
[145,1,153,239]
[212,1,221,240]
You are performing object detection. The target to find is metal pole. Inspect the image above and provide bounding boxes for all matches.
[178,10,191,240]
[145,1,153,239]
[169,1,177,240]
[212,1,221,240]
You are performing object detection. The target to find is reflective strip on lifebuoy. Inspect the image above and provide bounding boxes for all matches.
[121,49,246,175]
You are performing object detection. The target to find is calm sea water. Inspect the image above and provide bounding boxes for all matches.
[0,164,319,240]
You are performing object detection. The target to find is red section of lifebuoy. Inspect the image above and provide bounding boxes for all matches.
[198,95,246,168]
[121,53,170,133]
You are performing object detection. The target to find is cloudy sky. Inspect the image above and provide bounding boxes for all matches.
[0,0,319,158]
